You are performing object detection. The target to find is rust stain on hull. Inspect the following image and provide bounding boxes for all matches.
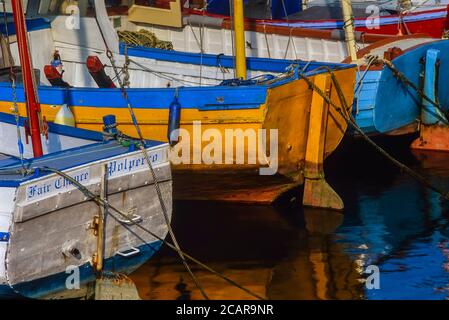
[411,124,449,152]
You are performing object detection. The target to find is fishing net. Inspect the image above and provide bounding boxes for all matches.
[118,29,174,50]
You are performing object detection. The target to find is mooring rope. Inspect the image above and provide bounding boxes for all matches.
[374,56,449,125]
[297,68,449,201]
[32,166,266,301]
[90,3,210,299]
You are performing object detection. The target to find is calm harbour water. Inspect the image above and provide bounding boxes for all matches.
[130,136,449,300]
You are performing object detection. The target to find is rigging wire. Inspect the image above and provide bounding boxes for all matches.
[1,0,25,171]
[127,57,222,85]
[199,2,207,86]
[89,1,209,299]
[280,0,298,60]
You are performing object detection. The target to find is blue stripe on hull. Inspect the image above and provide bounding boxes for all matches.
[0,111,104,141]
[0,17,51,36]
[0,82,269,110]
[120,44,350,74]
[0,284,20,299]
[9,240,162,299]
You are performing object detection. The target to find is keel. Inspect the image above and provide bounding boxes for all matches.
[94,274,141,300]
[302,74,344,210]
[303,178,344,211]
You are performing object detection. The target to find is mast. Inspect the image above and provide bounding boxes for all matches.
[11,0,43,157]
[341,0,357,62]
[233,0,247,80]
[93,0,120,53]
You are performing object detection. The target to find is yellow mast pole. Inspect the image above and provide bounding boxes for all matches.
[341,0,358,62]
[233,0,247,79]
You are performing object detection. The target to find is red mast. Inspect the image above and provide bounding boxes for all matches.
[11,0,43,157]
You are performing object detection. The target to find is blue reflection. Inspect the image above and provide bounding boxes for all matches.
[333,149,449,300]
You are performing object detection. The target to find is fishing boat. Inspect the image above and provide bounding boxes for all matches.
[0,0,173,299]
[109,0,391,63]
[106,0,447,63]
[107,0,449,145]
[325,0,449,147]
[113,1,449,141]
[187,0,449,37]
[0,112,172,299]
[109,0,449,143]
[0,0,357,210]
[345,35,449,136]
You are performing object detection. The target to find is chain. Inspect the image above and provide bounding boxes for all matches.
[10,75,26,169]
[2,0,25,170]
[122,46,130,88]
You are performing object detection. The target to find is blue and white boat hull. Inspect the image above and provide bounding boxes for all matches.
[0,113,172,299]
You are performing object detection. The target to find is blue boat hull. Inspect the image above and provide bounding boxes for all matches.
[353,40,449,135]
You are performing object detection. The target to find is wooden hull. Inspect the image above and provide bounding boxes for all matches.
[0,114,173,299]
[1,14,356,208]
[354,13,447,38]
[0,67,355,180]
[133,22,367,63]
[188,7,449,38]
[120,6,445,64]
[352,38,449,135]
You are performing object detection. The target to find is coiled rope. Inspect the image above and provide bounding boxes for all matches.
[118,30,173,50]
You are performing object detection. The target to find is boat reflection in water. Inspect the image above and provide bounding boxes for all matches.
[129,202,365,300]
[129,141,449,300]
[329,143,449,300]
[267,208,364,300]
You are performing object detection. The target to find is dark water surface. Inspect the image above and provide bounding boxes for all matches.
[130,136,449,300]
